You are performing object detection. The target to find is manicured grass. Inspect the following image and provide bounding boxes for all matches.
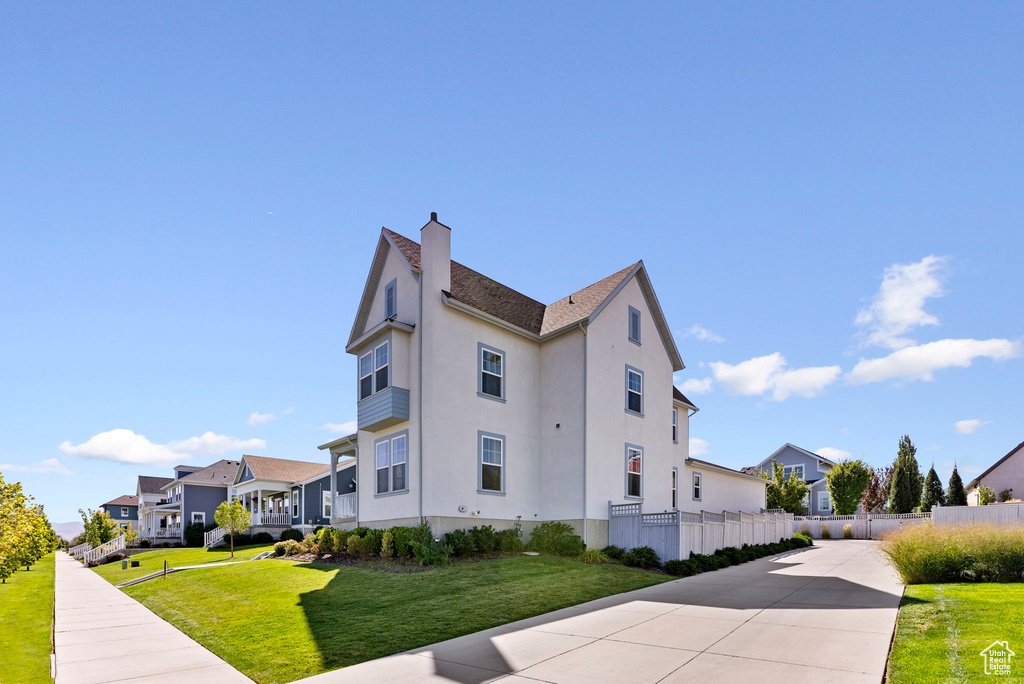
[888,583,1024,683]
[0,553,54,684]
[92,544,274,584]
[124,554,670,683]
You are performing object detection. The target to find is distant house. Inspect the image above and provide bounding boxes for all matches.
[99,495,139,528]
[966,440,1024,506]
[745,443,837,516]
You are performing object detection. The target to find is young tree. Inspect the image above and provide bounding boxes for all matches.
[888,435,923,514]
[825,459,873,515]
[79,508,119,547]
[978,486,997,506]
[758,459,810,515]
[860,466,893,513]
[920,465,946,513]
[214,499,250,559]
[947,465,968,507]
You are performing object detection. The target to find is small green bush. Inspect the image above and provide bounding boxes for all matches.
[333,528,348,552]
[229,532,253,547]
[183,521,207,548]
[410,538,452,566]
[443,529,476,556]
[663,559,697,576]
[252,531,274,545]
[346,534,361,555]
[579,548,609,564]
[273,541,287,556]
[601,545,625,561]
[496,528,524,553]
[139,538,150,548]
[623,546,661,570]
[358,529,382,556]
[380,530,394,560]
[280,529,303,542]
[820,524,831,539]
[527,521,585,556]
[793,533,813,547]
[388,526,417,558]
[469,525,498,553]
[279,539,303,556]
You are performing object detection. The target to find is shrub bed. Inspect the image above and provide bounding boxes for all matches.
[880,522,1024,584]
[663,534,812,578]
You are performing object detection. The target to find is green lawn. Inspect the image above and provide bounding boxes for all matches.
[92,544,275,584]
[124,555,670,683]
[0,553,54,684]
[888,583,1024,683]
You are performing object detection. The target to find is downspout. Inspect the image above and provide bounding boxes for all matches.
[353,445,360,527]
[301,482,306,534]
[417,271,424,524]
[579,320,588,546]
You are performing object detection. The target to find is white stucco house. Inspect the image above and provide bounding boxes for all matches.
[966,439,1024,505]
[319,215,767,548]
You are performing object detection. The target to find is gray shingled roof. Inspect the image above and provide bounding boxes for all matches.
[102,495,139,507]
[137,476,173,495]
[673,386,698,410]
[165,459,240,488]
[241,455,332,483]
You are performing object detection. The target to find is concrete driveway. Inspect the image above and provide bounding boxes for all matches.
[297,539,902,684]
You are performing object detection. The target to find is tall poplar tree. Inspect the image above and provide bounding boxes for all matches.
[888,435,923,514]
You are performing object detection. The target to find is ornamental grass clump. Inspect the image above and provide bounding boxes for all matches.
[820,523,831,539]
[880,523,1024,584]
[843,523,853,539]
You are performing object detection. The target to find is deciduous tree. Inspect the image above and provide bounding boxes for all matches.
[860,466,892,513]
[825,460,873,515]
[215,499,250,559]
[758,460,810,515]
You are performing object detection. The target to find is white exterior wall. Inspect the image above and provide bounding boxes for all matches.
[539,329,586,522]
[969,444,1024,504]
[682,465,767,514]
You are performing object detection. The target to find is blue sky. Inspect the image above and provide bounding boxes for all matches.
[2,3,1021,523]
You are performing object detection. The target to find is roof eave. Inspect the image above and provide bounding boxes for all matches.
[441,293,542,341]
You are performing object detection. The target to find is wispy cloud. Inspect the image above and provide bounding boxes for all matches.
[679,378,713,395]
[247,411,276,426]
[60,429,266,466]
[0,458,74,475]
[856,255,949,350]
[708,353,841,401]
[683,324,725,343]
[689,437,709,457]
[955,419,993,435]
[815,447,851,461]
[321,421,358,435]
[847,338,1019,384]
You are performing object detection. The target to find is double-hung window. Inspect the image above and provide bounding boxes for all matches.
[783,465,804,481]
[121,507,129,517]
[818,492,831,511]
[626,445,643,498]
[672,409,678,443]
[385,279,397,319]
[478,343,506,401]
[671,468,678,508]
[628,306,641,344]
[359,340,390,400]
[626,366,643,415]
[692,472,702,501]
[479,432,505,493]
[292,494,299,518]
[322,490,332,518]
[359,352,373,400]
[375,432,408,495]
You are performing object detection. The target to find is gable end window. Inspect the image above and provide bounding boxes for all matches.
[478,431,505,494]
[625,444,643,499]
[478,343,506,402]
[692,472,702,501]
[375,432,409,496]
[121,507,129,517]
[628,306,641,345]
[625,366,644,416]
[783,465,805,481]
[385,279,397,319]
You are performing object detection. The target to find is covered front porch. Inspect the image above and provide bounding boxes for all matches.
[232,483,292,527]
[139,502,183,539]
[321,433,358,526]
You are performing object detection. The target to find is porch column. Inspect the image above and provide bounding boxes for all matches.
[329,450,339,523]
[257,489,262,525]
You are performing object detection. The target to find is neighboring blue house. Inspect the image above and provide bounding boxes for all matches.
[745,443,837,516]
[100,495,139,528]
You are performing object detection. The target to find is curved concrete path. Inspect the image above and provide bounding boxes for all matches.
[53,552,251,684]
[297,539,902,684]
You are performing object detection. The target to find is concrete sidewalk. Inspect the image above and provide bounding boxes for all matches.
[296,539,902,684]
[53,552,251,684]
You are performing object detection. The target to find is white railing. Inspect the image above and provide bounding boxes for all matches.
[155,525,181,538]
[69,543,91,559]
[332,492,357,521]
[251,511,290,526]
[82,536,125,565]
[204,526,228,548]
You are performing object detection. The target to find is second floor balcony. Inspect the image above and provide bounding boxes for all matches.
[357,385,410,432]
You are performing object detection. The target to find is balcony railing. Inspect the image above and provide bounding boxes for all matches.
[251,511,290,526]
[331,492,357,522]
[155,525,181,538]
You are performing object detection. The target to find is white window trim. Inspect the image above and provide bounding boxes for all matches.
[191,511,205,525]
[322,490,332,518]
[818,491,831,511]
[672,467,678,509]
[120,507,129,517]
[783,465,805,480]
[672,409,678,443]
[359,351,373,400]
[478,431,506,495]
[374,340,390,392]
[692,472,702,501]
[625,444,643,500]
[385,278,397,319]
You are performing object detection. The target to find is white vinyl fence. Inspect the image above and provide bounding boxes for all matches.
[609,502,794,562]
[68,543,91,560]
[794,513,930,540]
[81,535,126,565]
[932,503,1024,525]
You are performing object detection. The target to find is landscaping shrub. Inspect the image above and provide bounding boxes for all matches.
[302,534,316,553]
[664,559,699,577]
[793,533,813,547]
[623,546,661,570]
[800,523,811,536]
[579,548,609,564]
[252,532,274,545]
[273,542,287,556]
[496,528,524,553]
[820,523,831,539]
[346,534,361,556]
[333,528,349,552]
[388,526,417,558]
[280,529,303,542]
[881,523,1024,584]
[601,545,625,562]
[358,529,383,556]
[469,525,498,553]
[104,552,127,564]
[443,529,476,557]
[139,538,151,548]
[380,530,394,560]
[527,521,585,557]
[715,547,743,566]
[183,521,207,548]
[229,533,253,547]
[843,523,853,539]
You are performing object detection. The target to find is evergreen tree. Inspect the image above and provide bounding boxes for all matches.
[920,465,946,513]
[947,465,968,507]
[888,435,923,514]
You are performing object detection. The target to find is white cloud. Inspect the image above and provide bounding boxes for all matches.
[321,421,358,434]
[247,411,276,426]
[847,338,1020,384]
[708,353,841,401]
[282,408,294,416]
[684,324,725,343]
[815,447,851,462]
[955,419,993,435]
[939,460,981,478]
[856,255,949,350]
[680,378,713,395]
[60,428,266,465]
[0,458,74,475]
[689,437,709,457]
[167,432,266,456]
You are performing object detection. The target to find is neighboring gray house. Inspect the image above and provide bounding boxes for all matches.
[99,495,138,528]
[746,444,837,516]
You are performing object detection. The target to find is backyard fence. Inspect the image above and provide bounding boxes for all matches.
[932,503,1024,525]
[609,502,794,562]
[794,513,930,540]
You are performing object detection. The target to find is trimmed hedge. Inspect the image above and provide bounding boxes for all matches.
[663,535,813,578]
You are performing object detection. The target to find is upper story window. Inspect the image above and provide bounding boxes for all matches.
[359,340,391,401]
[692,472,702,501]
[478,343,506,402]
[375,432,408,495]
[626,445,643,499]
[385,279,397,319]
[783,464,805,481]
[479,432,505,494]
[628,306,641,345]
[120,507,129,517]
[818,491,831,511]
[672,409,678,443]
[625,366,643,415]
